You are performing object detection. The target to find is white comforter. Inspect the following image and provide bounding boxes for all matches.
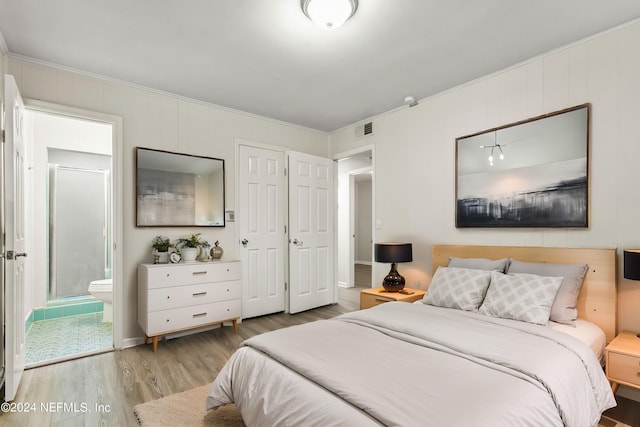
[207,302,615,427]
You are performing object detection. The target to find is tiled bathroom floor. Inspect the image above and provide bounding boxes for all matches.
[26,312,112,366]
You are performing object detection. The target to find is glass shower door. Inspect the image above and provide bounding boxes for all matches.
[49,165,109,300]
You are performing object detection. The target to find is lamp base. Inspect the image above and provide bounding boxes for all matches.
[382,263,405,292]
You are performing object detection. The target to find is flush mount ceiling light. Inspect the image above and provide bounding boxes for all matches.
[301,0,358,30]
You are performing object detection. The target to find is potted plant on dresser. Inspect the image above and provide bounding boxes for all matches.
[176,233,210,262]
[151,235,173,263]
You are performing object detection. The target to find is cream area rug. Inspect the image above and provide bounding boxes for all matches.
[134,385,245,427]
[135,385,629,427]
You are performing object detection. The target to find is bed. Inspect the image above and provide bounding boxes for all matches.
[206,245,618,426]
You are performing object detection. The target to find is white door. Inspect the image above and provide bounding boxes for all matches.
[238,145,286,318]
[288,152,334,314]
[3,75,27,402]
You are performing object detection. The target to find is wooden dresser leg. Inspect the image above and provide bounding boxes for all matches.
[232,319,238,334]
[611,381,619,394]
[152,336,159,352]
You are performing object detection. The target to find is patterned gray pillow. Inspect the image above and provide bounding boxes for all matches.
[448,257,509,273]
[479,271,563,325]
[423,267,492,311]
[506,260,588,325]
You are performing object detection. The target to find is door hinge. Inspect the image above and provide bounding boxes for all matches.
[1,130,5,143]
[285,282,288,291]
[284,225,287,234]
[284,167,287,176]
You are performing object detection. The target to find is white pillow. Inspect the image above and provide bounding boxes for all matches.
[479,271,563,325]
[423,267,492,311]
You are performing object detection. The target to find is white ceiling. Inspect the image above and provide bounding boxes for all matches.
[1,1,640,132]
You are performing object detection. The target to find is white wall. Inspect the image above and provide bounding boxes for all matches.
[330,21,640,337]
[7,57,329,342]
[355,179,372,263]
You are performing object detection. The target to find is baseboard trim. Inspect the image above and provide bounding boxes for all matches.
[123,337,145,349]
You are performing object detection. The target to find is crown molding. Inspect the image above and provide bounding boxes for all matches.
[5,52,329,136]
[0,29,8,55]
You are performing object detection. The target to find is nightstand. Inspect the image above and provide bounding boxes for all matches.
[606,331,640,393]
[360,287,425,310]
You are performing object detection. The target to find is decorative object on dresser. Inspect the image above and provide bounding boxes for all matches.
[455,104,590,228]
[374,242,413,291]
[138,260,241,352]
[210,240,224,260]
[176,232,210,263]
[360,287,425,310]
[606,331,640,394]
[151,235,173,264]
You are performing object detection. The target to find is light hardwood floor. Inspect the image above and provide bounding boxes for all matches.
[0,265,372,427]
[1,303,352,427]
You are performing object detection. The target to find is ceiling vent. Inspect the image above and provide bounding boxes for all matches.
[355,121,373,138]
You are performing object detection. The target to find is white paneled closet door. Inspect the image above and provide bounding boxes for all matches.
[288,152,334,314]
[238,145,286,318]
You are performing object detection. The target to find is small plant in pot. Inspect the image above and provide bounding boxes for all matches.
[176,233,210,262]
[151,235,173,263]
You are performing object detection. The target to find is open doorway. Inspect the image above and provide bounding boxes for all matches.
[24,109,114,367]
[335,148,373,311]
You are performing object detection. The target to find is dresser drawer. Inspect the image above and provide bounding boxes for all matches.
[144,262,241,289]
[146,299,242,335]
[608,352,640,387]
[148,281,241,311]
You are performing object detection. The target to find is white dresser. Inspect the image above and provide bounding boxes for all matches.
[138,260,242,352]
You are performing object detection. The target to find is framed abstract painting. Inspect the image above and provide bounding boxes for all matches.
[455,104,590,228]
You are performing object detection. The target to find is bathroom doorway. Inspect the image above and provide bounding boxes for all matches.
[25,109,114,367]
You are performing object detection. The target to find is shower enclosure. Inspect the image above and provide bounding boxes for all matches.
[48,163,111,301]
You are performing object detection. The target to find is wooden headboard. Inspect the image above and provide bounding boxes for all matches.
[432,245,617,343]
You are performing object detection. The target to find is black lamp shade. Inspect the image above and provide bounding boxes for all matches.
[624,250,640,280]
[375,243,413,264]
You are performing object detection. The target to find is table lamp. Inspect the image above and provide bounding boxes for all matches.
[623,249,640,338]
[374,242,413,292]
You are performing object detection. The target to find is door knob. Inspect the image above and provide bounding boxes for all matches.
[4,250,27,260]
[241,239,249,247]
[292,239,303,246]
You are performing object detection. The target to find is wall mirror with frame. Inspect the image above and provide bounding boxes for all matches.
[136,147,225,227]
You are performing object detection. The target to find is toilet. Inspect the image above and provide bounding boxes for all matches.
[88,278,113,323]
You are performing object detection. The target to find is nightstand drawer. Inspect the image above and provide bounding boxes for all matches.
[360,293,394,309]
[608,352,640,387]
[359,287,425,310]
